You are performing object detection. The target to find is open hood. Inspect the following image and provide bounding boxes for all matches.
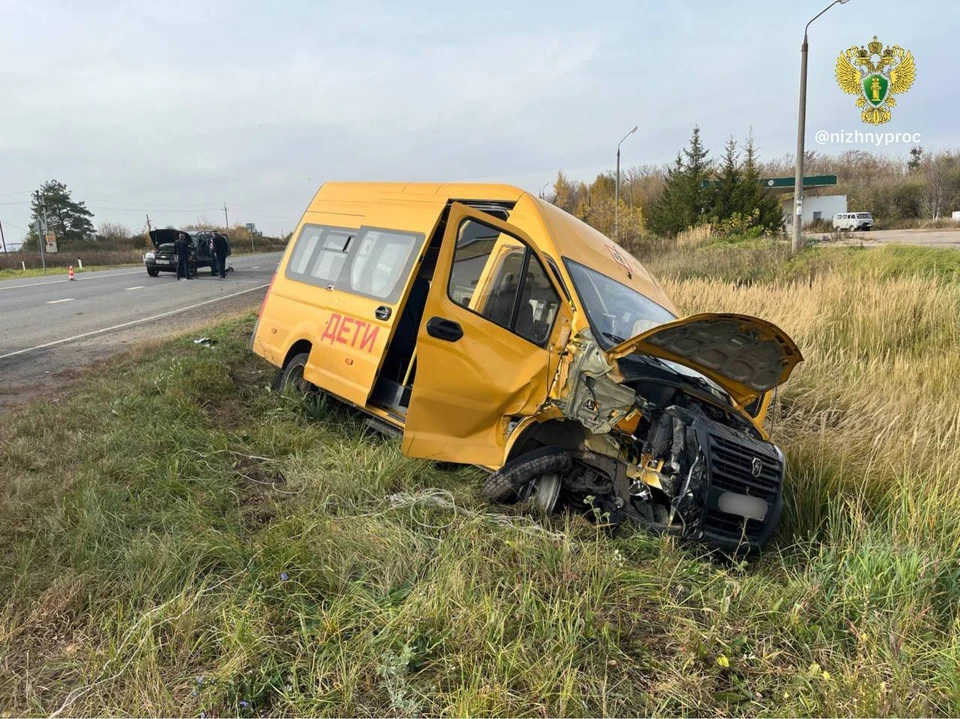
[606,313,803,407]
[149,229,185,249]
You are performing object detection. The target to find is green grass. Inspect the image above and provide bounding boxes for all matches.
[3,242,960,715]
[0,264,131,280]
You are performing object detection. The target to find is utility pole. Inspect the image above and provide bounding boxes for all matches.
[0,215,7,256]
[33,190,47,274]
[223,203,229,233]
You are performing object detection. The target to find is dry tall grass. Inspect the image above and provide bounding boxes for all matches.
[674,224,714,248]
[664,271,960,537]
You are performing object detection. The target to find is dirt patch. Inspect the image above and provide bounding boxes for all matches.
[233,454,289,530]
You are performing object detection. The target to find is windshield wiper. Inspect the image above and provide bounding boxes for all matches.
[601,331,627,345]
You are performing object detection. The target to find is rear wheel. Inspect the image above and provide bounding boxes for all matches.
[275,352,316,398]
[147,268,159,277]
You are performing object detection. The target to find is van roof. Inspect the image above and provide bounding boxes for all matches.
[309,182,677,314]
[313,181,525,204]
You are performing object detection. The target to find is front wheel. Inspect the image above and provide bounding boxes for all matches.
[482,446,572,513]
[147,268,160,277]
[274,352,316,398]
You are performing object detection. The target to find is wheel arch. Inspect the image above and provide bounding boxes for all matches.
[282,339,313,368]
[504,418,586,464]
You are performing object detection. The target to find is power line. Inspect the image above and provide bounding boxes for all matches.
[86,205,224,213]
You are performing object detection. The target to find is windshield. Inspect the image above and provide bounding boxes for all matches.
[565,259,676,347]
[856,213,872,219]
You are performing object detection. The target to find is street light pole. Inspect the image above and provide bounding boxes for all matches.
[540,181,551,200]
[792,0,852,254]
[615,125,638,242]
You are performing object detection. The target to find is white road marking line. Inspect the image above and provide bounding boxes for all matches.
[46,298,75,304]
[125,286,145,291]
[0,268,146,292]
[0,284,269,361]
[250,266,260,269]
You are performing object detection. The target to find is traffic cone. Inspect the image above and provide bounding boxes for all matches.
[68,265,75,281]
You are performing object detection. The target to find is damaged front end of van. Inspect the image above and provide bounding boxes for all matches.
[489,313,802,554]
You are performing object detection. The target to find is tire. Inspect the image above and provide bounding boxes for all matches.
[482,446,573,503]
[189,261,198,277]
[147,268,159,277]
[275,352,315,397]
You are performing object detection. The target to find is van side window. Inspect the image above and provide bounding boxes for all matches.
[448,218,560,347]
[348,230,419,300]
[289,228,322,275]
[309,231,353,282]
[515,255,560,345]
[286,224,354,282]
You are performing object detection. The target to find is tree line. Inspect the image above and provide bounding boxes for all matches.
[550,128,960,246]
[17,179,280,251]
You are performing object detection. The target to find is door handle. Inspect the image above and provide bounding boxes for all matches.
[375,305,392,321]
[426,316,463,342]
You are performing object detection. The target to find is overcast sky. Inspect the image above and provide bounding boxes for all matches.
[0,0,956,246]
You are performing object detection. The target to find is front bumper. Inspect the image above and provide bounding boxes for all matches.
[145,256,179,272]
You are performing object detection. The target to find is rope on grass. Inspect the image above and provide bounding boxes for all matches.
[383,488,567,541]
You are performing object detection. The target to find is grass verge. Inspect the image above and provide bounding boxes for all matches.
[2,242,960,716]
[0,265,131,280]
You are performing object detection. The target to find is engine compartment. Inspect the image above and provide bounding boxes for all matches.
[548,331,786,553]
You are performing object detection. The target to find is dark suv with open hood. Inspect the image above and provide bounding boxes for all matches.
[144,229,231,277]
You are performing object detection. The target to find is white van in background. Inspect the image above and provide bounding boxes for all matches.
[833,212,874,231]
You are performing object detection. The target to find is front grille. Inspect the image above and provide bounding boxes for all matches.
[708,433,781,503]
[700,427,784,547]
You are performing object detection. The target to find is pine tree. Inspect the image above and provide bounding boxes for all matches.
[738,133,784,233]
[648,126,713,236]
[682,125,712,221]
[30,180,96,245]
[711,136,741,223]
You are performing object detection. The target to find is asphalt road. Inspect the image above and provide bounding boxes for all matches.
[859,228,960,248]
[0,252,282,411]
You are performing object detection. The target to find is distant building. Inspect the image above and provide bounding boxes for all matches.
[780,194,848,228]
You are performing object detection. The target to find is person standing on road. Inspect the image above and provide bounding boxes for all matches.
[213,232,229,279]
[207,234,219,276]
[174,232,193,280]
